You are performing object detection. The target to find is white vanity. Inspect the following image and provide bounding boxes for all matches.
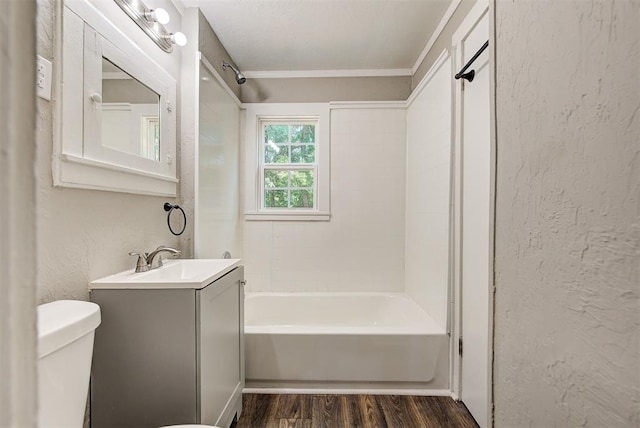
[90,259,244,428]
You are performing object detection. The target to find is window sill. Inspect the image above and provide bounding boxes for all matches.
[244,211,331,221]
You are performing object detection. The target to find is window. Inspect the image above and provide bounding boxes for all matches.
[243,104,330,221]
[261,121,317,210]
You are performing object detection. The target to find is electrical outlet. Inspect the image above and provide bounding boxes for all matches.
[36,55,52,101]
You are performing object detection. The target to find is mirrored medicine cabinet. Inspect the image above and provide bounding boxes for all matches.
[54,0,177,196]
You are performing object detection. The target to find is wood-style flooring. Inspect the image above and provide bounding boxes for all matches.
[233,394,478,428]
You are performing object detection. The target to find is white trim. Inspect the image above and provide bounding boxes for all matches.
[61,154,178,182]
[451,0,492,424]
[243,103,331,221]
[243,387,452,396]
[57,154,178,196]
[329,101,406,110]
[200,52,243,107]
[245,211,331,221]
[411,0,463,74]
[406,49,451,107]
[242,68,412,79]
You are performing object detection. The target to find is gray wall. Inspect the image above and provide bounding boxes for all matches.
[240,76,412,103]
[199,10,241,99]
[493,0,640,426]
[1,0,38,424]
[412,0,476,89]
[36,0,182,303]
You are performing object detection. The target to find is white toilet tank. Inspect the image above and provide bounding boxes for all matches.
[37,300,101,428]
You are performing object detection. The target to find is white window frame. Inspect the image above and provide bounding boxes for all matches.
[260,119,318,210]
[243,103,330,221]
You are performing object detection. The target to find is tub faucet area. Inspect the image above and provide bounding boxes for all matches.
[129,246,181,272]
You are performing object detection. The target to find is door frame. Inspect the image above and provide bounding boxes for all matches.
[450,0,496,425]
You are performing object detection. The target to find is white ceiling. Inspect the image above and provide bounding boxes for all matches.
[179,0,452,72]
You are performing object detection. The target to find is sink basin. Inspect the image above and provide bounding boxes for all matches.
[90,259,241,290]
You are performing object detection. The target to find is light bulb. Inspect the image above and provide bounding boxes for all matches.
[146,8,170,25]
[169,32,187,47]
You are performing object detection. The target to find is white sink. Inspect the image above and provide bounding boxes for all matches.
[90,259,241,290]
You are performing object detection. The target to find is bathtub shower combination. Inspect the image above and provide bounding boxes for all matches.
[245,293,449,392]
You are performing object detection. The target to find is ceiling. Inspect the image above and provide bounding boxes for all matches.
[179,0,452,73]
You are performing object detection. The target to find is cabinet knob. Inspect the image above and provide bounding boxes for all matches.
[240,280,247,286]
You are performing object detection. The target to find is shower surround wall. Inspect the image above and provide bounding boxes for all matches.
[242,108,406,292]
[493,0,640,426]
[405,53,452,331]
[36,0,183,303]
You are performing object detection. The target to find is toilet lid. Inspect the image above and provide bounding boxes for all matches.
[160,425,221,428]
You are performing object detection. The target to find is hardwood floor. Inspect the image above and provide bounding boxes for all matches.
[233,394,479,428]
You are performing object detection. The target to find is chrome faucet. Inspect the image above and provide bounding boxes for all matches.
[129,246,181,273]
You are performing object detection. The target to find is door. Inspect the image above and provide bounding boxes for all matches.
[453,2,492,427]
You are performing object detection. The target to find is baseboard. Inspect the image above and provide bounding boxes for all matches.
[243,387,452,396]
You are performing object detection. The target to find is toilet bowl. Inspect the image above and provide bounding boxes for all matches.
[37,300,221,428]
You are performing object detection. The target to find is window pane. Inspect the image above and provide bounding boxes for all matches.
[291,125,315,143]
[291,145,315,163]
[265,190,288,208]
[264,170,288,188]
[290,189,314,208]
[264,142,279,163]
[264,125,289,143]
[265,144,289,164]
[290,170,314,187]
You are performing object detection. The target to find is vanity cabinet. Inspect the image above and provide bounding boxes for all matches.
[90,266,244,428]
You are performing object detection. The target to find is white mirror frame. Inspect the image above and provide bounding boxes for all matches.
[54,0,178,196]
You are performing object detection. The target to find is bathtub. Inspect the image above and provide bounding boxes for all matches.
[244,292,448,390]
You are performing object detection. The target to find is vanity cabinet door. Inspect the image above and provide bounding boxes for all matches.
[197,267,244,426]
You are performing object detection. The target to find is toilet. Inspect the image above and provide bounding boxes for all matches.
[37,300,220,428]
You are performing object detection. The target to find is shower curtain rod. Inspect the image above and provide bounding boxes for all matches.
[455,40,489,82]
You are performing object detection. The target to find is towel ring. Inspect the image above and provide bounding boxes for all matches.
[163,202,186,236]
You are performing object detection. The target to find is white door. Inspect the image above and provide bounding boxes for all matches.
[454,2,492,427]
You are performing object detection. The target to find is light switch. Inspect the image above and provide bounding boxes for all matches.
[36,55,52,101]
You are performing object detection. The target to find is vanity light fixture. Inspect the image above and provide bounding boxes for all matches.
[165,32,187,47]
[145,7,170,25]
[113,0,187,53]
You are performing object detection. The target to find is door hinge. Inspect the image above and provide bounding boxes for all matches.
[459,337,463,357]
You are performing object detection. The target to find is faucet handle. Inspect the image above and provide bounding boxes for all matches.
[129,252,149,272]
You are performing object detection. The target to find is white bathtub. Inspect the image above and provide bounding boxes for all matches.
[245,292,448,388]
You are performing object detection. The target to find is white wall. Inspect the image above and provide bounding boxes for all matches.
[493,0,640,426]
[36,0,183,302]
[405,54,452,330]
[196,61,242,258]
[242,107,406,292]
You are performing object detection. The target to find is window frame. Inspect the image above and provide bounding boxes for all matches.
[259,119,318,211]
[243,103,330,221]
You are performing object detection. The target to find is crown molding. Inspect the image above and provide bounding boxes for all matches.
[411,0,462,74]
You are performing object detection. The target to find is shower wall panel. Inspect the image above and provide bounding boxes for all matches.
[405,54,453,331]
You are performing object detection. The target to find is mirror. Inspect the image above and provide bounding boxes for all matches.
[101,57,161,161]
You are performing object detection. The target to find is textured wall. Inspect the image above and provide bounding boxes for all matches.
[494,0,640,426]
[36,0,183,303]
